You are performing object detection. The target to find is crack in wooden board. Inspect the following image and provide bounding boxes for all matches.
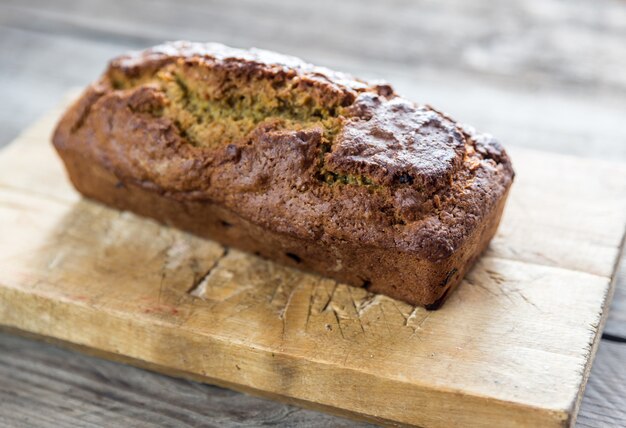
[0,105,625,427]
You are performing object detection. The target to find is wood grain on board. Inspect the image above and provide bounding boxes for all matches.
[2,332,625,428]
[0,332,374,428]
[0,103,624,427]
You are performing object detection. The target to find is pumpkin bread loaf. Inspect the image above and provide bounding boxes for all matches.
[52,42,514,308]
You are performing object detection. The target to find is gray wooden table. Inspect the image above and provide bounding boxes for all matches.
[0,0,625,426]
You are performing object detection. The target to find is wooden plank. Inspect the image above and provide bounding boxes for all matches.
[0,103,624,427]
[2,329,625,428]
[2,0,626,95]
[0,332,371,428]
[577,340,626,427]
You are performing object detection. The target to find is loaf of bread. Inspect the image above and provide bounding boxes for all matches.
[52,42,514,308]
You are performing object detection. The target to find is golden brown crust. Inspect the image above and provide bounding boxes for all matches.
[52,42,514,307]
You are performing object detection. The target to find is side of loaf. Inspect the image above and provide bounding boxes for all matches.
[52,42,514,308]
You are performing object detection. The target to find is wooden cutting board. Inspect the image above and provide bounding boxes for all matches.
[0,102,625,428]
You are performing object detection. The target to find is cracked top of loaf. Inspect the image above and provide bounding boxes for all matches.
[53,42,514,262]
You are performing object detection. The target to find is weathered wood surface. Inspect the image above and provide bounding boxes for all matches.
[0,0,624,426]
[1,0,626,161]
[0,333,371,428]
[0,105,624,427]
[2,333,624,428]
[577,340,626,428]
